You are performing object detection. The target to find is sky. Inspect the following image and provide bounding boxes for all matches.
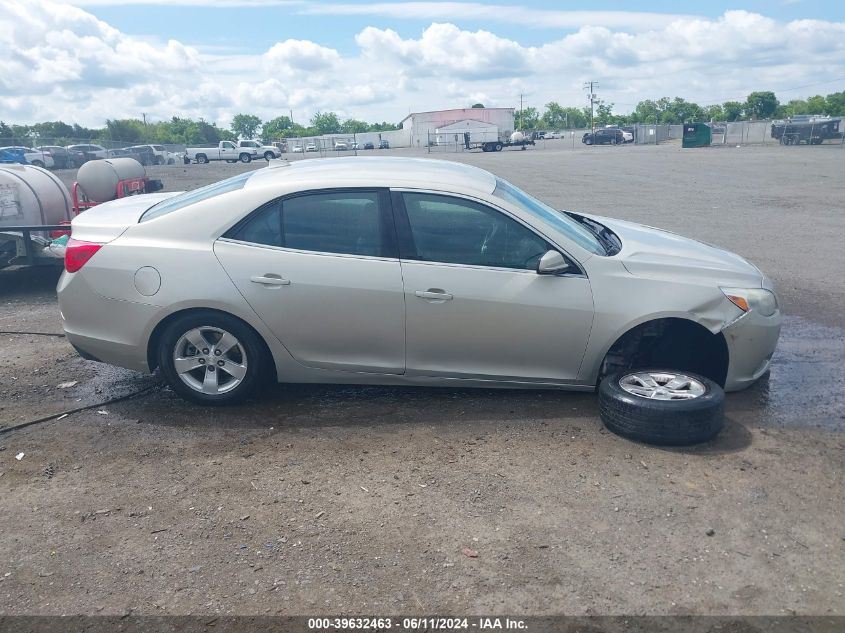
[1,0,844,128]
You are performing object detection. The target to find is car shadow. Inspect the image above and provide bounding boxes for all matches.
[110,380,753,454]
[114,382,603,431]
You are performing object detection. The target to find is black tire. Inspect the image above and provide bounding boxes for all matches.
[226,159,236,163]
[264,151,275,161]
[239,153,252,163]
[156,156,164,165]
[157,311,268,405]
[196,154,208,164]
[584,137,593,145]
[495,142,503,151]
[598,370,724,446]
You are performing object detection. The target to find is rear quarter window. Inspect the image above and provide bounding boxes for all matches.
[139,171,253,222]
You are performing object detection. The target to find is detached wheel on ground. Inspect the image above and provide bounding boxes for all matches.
[598,370,724,445]
[158,311,268,405]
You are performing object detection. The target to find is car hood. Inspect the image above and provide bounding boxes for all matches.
[585,214,763,288]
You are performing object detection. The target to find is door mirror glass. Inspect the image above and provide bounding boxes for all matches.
[537,250,571,275]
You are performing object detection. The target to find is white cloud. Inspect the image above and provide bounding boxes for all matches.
[265,39,341,72]
[3,1,845,130]
[356,23,532,80]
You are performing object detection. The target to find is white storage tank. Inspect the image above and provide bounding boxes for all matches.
[0,164,73,227]
[77,157,146,203]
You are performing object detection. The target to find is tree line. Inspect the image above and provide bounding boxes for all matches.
[516,90,845,130]
[0,112,399,145]
[3,90,843,144]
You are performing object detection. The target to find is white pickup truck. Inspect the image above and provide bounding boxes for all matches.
[237,140,282,160]
[185,141,257,164]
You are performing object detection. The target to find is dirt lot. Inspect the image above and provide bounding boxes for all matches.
[1,143,843,616]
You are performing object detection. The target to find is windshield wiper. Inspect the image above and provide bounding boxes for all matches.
[564,212,619,255]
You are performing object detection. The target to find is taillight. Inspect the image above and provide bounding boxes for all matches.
[65,238,103,273]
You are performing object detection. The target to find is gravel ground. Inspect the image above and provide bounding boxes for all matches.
[1,142,843,616]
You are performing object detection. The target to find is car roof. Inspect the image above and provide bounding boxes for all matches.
[246,157,498,195]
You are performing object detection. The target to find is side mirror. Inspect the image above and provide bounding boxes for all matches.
[537,250,572,275]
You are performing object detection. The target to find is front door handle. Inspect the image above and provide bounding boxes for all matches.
[250,275,290,286]
[415,289,453,301]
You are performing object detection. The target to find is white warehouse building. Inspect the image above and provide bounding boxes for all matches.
[401,108,516,148]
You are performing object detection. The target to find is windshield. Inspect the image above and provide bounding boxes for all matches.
[491,178,605,255]
[140,171,253,222]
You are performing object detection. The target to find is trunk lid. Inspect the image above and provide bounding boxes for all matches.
[70,192,179,243]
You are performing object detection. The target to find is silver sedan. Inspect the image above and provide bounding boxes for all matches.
[58,157,781,406]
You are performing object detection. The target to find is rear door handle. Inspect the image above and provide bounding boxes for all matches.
[415,290,453,301]
[250,275,290,286]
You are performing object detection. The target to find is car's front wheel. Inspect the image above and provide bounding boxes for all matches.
[158,312,267,404]
[598,370,724,445]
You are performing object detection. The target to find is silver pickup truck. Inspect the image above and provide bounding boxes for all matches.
[185,141,257,164]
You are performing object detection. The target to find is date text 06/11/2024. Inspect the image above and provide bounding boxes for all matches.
[307,617,528,630]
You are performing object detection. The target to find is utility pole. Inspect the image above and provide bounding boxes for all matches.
[142,113,147,126]
[583,81,599,132]
[518,93,524,130]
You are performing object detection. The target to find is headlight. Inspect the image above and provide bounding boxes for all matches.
[720,287,778,317]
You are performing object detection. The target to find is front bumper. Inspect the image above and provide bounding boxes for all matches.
[722,309,782,391]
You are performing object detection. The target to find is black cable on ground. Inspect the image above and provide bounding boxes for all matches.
[0,331,65,337]
[0,383,161,436]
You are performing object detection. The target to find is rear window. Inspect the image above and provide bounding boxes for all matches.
[140,171,253,222]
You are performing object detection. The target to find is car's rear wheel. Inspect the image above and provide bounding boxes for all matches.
[598,370,724,445]
[239,153,252,163]
[158,312,267,405]
[196,154,208,164]
[264,151,275,161]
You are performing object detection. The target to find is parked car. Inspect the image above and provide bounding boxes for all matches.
[378,140,390,149]
[0,147,29,164]
[237,140,281,161]
[185,141,256,164]
[123,146,156,166]
[291,145,304,153]
[58,158,780,445]
[603,126,634,143]
[305,143,318,152]
[36,146,84,169]
[582,129,625,145]
[126,144,171,165]
[0,146,55,169]
[543,131,560,140]
[107,149,132,159]
[67,144,108,161]
[363,142,375,150]
[334,141,349,151]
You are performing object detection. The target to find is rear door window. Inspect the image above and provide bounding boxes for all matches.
[228,190,394,258]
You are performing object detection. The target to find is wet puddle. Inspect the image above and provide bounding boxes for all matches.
[727,315,845,430]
